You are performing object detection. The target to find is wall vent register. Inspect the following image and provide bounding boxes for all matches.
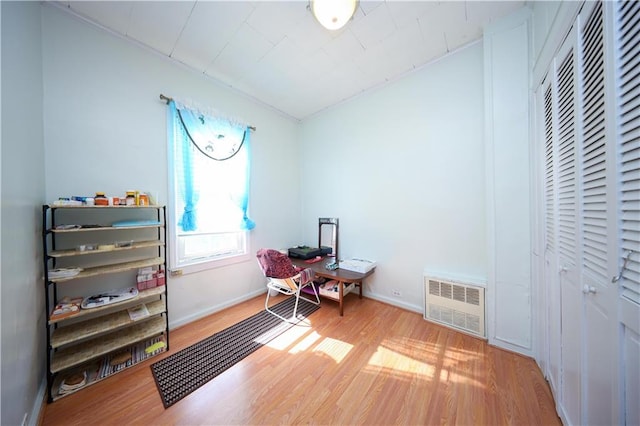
[424,275,486,338]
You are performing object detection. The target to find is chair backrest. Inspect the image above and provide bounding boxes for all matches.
[256,248,298,279]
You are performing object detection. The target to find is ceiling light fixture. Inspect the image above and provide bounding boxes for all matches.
[310,0,358,31]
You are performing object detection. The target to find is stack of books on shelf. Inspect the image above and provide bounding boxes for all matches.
[97,336,166,379]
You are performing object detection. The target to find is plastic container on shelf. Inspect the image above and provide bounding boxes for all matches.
[94,192,108,206]
[125,191,136,206]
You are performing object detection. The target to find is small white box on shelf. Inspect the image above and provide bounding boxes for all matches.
[339,258,376,274]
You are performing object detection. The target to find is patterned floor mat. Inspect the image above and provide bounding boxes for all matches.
[151,297,320,408]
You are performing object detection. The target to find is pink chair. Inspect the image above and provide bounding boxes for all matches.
[256,249,320,321]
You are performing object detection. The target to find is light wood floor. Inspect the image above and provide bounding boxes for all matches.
[41,294,561,425]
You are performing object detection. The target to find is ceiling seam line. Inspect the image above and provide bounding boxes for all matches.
[169,1,198,57]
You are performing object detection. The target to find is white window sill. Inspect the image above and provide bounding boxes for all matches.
[169,252,251,276]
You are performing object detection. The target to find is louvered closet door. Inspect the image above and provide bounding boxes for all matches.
[554,28,583,426]
[541,76,562,396]
[617,0,640,318]
[579,2,620,424]
[616,1,640,424]
[536,1,638,423]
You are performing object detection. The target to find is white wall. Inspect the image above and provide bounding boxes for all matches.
[1,2,46,425]
[40,5,303,328]
[299,44,487,312]
[484,8,532,356]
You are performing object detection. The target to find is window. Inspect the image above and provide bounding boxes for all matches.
[167,100,255,274]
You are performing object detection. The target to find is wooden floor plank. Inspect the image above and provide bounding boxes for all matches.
[40,294,561,425]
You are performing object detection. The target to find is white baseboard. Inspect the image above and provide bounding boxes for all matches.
[169,288,266,330]
[29,378,46,426]
[488,335,534,358]
[169,289,423,331]
[557,400,570,426]
[363,291,423,314]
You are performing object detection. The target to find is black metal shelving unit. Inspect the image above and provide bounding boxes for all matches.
[42,204,169,402]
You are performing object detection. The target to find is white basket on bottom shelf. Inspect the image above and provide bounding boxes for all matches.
[318,280,355,300]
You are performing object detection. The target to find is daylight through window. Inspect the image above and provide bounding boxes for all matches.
[167,100,255,273]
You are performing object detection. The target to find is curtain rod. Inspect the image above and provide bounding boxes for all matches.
[159,94,256,131]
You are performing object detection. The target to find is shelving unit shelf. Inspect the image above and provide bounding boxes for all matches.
[51,316,167,372]
[49,240,162,258]
[42,204,169,402]
[48,286,166,325]
[50,335,165,402]
[51,299,166,347]
[51,224,162,233]
[49,257,164,283]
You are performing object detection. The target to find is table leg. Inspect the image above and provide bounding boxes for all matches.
[358,281,363,299]
[339,281,344,316]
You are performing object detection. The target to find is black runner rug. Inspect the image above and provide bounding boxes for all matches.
[150,297,320,408]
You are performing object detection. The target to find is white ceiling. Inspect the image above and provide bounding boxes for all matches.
[55,1,525,120]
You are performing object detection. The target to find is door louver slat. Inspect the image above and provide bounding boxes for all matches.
[544,85,555,252]
[557,51,576,262]
[581,1,608,284]
[617,0,640,304]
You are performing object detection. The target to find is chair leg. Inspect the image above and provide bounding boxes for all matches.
[265,287,271,312]
[293,291,300,320]
[264,281,320,322]
[298,282,321,306]
[265,288,289,322]
[266,288,302,322]
[292,283,320,320]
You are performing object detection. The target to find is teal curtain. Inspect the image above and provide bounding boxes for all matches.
[169,100,199,232]
[170,100,255,232]
[234,130,255,230]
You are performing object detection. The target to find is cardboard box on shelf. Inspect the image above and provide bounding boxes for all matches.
[136,268,165,291]
[50,296,83,321]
